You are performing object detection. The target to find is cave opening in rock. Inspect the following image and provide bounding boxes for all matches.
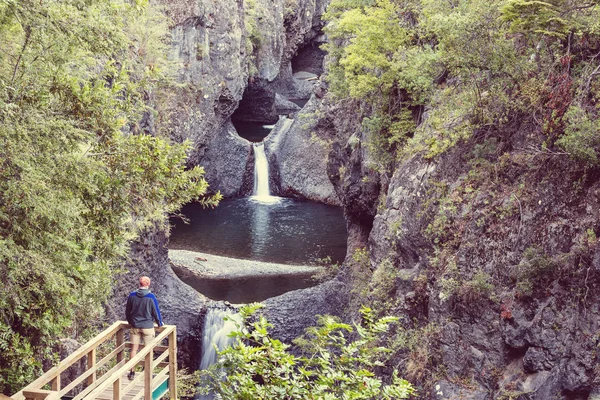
[291,41,326,76]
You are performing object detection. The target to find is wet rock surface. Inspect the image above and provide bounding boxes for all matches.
[169,249,320,278]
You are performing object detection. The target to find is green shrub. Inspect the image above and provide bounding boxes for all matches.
[556,105,600,165]
[201,304,415,399]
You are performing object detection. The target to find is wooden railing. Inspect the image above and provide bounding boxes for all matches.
[11,322,177,400]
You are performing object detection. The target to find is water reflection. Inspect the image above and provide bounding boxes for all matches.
[250,202,270,259]
[169,198,347,265]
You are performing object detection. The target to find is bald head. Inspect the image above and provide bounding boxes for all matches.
[139,276,151,288]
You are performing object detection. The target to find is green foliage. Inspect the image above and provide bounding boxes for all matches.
[311,256,341,282]
[324,0,600,163]
[324,0,439,102]
[243,0,263,76]
[0,0,219,393]
[512,247,558,296]
[556,105,600,164]
[201,304,415,399]
[389,322,441,383]
[500,0,600,40]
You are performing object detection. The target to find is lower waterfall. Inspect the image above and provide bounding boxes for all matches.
[198,308,238,400]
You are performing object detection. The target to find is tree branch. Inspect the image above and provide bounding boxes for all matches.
[10,25,31,90]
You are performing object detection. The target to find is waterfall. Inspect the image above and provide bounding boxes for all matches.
[251,143,279,203]
[198,308,239,400]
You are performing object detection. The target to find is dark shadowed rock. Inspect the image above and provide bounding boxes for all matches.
[200,121,253,197]
[263,279,349,343]
[432,380,490,400]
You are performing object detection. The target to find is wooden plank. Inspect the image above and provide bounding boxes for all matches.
[153,345,168,353]
[22,390,59,400]
[112,377,121,400]
[12,321,127,400]
[23,390,52,400]
[143,354,152,400]
[50,376,59,392]
[151,368,168,390]
[152,349,169,370]
[168,329,177,400]
[116,330,124,363]
[71,360,126,400]
[119,372,144,398]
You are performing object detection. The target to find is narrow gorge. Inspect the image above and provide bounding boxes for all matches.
[103,0,600,398]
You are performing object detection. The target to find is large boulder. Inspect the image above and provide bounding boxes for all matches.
[263,278,349,343]
[200,121,253,197]
[265,96,340,205]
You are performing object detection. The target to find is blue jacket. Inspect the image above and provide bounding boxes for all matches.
[125,288,163,329]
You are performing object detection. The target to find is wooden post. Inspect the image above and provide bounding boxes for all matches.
[112,376,121,400]
[116,328,124,363]
[168,328,177,400]
[50,375,60,392]
[86,348,96,386]
[144,352,152,400]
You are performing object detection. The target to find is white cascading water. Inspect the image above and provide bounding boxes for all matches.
[251,143,279,203]
[198,308,239,400]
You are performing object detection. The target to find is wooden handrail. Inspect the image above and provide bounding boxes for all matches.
[80,326,175,400]
[12,320,125,400]
[57,343,127,397]
[12,322,178,400]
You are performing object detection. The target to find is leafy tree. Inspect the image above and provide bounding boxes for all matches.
[324,0,600,164]
[0,0,219,393]
[200,304,415,400]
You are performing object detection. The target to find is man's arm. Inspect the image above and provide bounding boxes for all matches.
[148,294,163,326]
[125,294,133,325]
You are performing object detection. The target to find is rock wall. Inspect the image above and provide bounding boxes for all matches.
[162,0,248,166]
[199,121,253,197]
[263,278,350,343]
[105,227,208,368]
[159,0,329,175]
[325,100,600,398]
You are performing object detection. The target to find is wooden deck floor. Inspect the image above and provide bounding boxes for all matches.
[93,372,168,400]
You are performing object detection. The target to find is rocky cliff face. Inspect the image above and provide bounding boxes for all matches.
[198,121,253,197]
[157,0,330,197]
[325,100,600,398]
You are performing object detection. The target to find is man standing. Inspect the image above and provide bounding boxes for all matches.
[125,276,163,380]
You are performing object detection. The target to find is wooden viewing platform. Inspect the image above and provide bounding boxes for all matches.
[10,322,177,400]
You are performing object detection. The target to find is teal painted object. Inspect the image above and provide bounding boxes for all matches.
[152,379,169,400]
